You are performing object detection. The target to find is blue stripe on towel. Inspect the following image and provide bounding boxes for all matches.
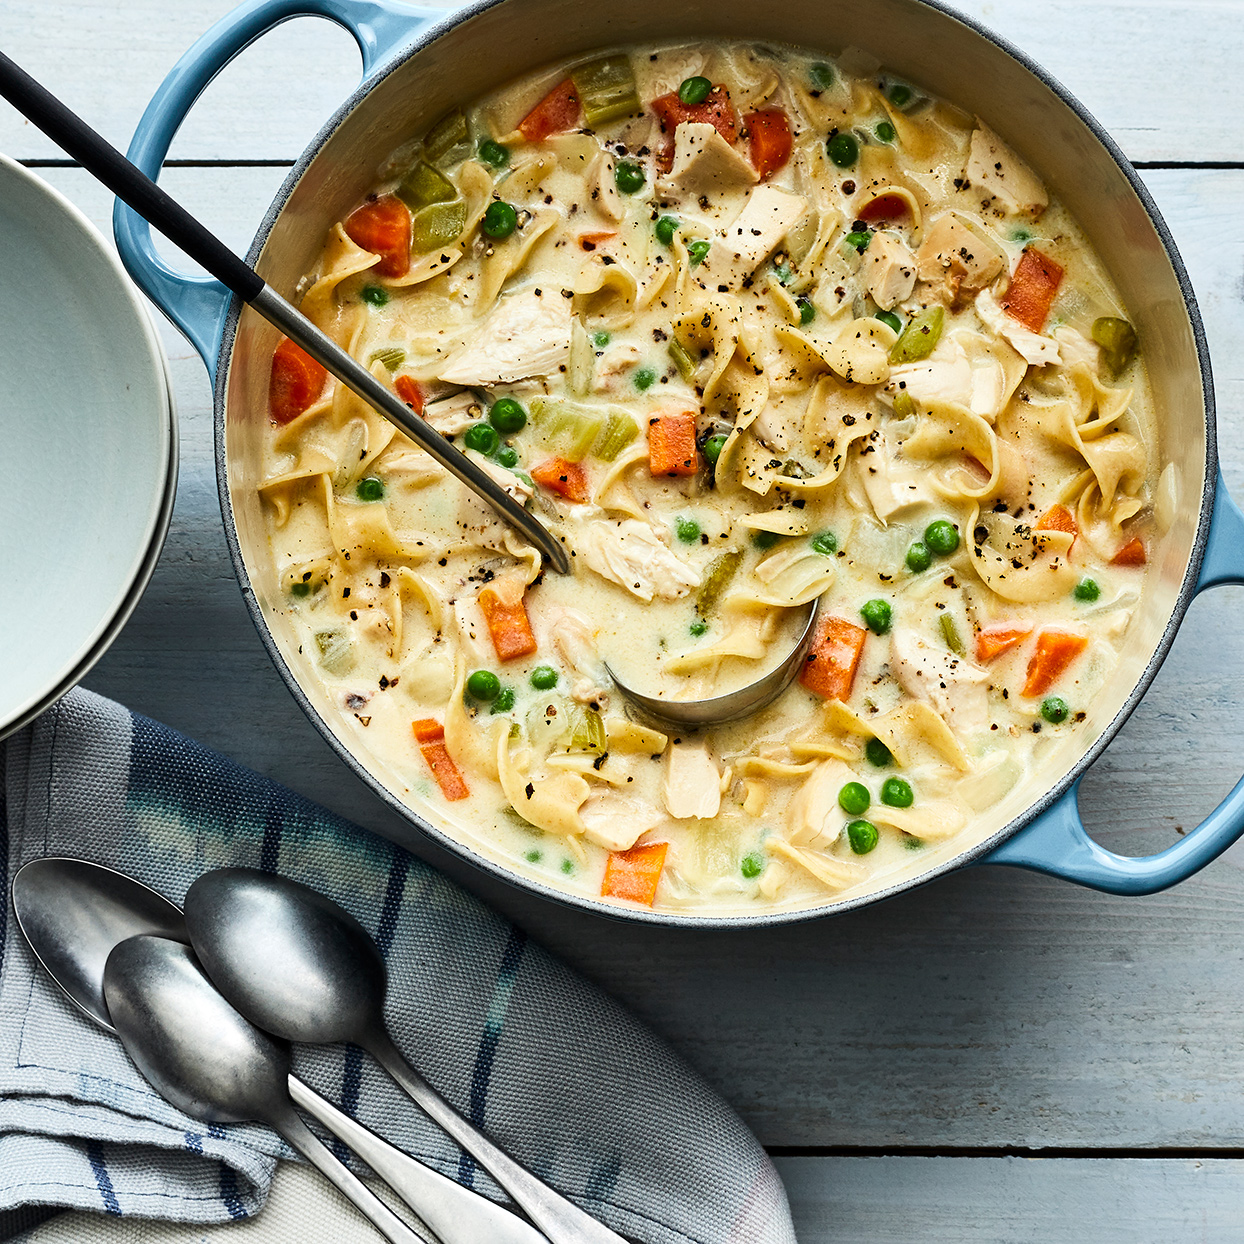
[85,1141,122,1216]
[185,1132,203,1155]
[331,1044,366,1165]
[376,848,408,956]
[457,927,527,1186]
[219,1163,248,1220]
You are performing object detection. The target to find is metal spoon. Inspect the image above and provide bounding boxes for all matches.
[10,858,548,1244]
[104,934,427,1244]
[184,869,631,1244]
[605,599,821,729]
[0,51,570,576]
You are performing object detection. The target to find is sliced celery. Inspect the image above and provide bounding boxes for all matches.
[668,337,696,383]
[594,412,639,461]
[530,396,606,461]
[314,630,355,675]
[397,161,457,210]
[368,346,406,372]
[939,613,965,656]
[570,55,640,127]
[424,108,471,167]
[1091,316,1137,375]
[890,306,944,363]
[892,391,917,418]
[696,550,743,617]
[412,199,467,252]
[567,705,607,755]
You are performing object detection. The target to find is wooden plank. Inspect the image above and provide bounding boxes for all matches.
[32,164,1244,1150]
[0,0,1240,164]
[777,1156,1244,1242]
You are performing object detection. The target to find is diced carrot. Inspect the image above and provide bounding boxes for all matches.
[531,456,589,503]
[578,231,616,251]
[518,78,581,142]
[651,85,738,171]
[1036,504,1077,538]
[411,719,469,800]
[1111,537,1147,566]
[602,841,669,906]
[344,195,411,279]
[647,411,698,476]
[394,374,425,415]
[1001,247,1064,333]
[975,625,1032,663]
[857,192,912,225]
[478,582,538,661]
[1022,629,1088,698]
[269,337,326,425]
[799,616,868,701]
[744,109,792,180]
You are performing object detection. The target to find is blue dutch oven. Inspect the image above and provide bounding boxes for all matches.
[115,0,1244,924]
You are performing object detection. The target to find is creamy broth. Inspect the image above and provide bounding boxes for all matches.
[258,41,1157,914]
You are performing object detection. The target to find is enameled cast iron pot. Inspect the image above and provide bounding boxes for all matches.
[116,0,1244,926]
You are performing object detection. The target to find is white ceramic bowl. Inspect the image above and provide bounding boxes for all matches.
[0,156,176,739]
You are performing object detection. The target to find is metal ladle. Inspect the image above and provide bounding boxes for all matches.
[10,858,548,1244]
[0,51,570,576]
[606,599,821,729]
[183,868,631,1244]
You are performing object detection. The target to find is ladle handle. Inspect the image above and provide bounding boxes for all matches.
[368,1031,630,1244]
[276,1106,430,1244]
[287,1073,549,1244]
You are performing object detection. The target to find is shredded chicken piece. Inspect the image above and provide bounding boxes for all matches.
[576,519,701,602]
[546,606,610,703]
[975,288,1061,366]
[657,121,758,201]
[860,431,939,522]
[964,124,1049,219]
[422,390,484,434]
[890,625,989,735]
[916,211,1006,293]
[862,232,916,309]
[438,286,572,385]
[580,791,664,851]
[701,185,807,291]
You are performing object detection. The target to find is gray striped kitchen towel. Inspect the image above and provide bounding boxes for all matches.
[0,688,795,1243]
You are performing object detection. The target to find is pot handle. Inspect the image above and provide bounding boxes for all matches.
[979,474,1244,894]
[113,0,444,369]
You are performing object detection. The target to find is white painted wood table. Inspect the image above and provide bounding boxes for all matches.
[4,1,1244,1238]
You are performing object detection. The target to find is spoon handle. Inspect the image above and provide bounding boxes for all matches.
[368,1031,630,1244]
[276,1106,430,1244]
[287,1073,549,1244]
[0,49,570,577]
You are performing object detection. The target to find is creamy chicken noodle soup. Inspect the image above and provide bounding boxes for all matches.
[260,41,1161,914]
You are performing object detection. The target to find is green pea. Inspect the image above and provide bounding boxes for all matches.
[740,850,766,879]
[482,200,518,239]
[360,284,389,308]
[488,396,527,433]
[494,445,519,468]
[290,580,312,598]
[524,848,542,863]
[839,781,870,815]
[752,529,782,550]
[490,687,516,714]
[592,330,611,348]
[703,432,728,464]
[811,530,838,556]
[875,310,902,333]
[860,599,892,635]
[903,834,924,850]
[881,776,913,807]
[560,858,575,874]
[865,737,893,768]
[773,261,793,285]
[634,367,657,390]
[827,132,859,168]
[1041,696,1070,725]
[689,619,709,637]
[844,229,871,253]
[355,476,384,502]
[924,519,960,556]
[887,82,914,109]
[464,422,500,454]
[615,160,646,194]
[466,669,501,701]
[678,75,712,105]
[809,63,835,91]
[478,139,509,168]
[875,120,896,143]
[687,239,710,266]
[797,297,815,326]
[530,665,558,690]
[1074,577,1101,602]
[675,516,701,543]
[656,215,680,245]
[906,541,932,573]
[847,819,879,855]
